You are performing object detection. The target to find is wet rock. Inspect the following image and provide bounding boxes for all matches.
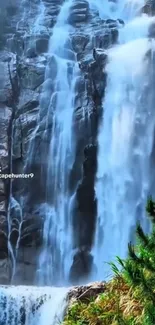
[69,13,89,25]
[148,22,155,38]
[10,228,19,246]
[71,144,97,256]
[117,18,125,25]
[19,57,46,90]
[20,216,43,247]
[78,54,94,72]
[0,103,12,243]
[106,18,116,24]
[68,281,106,303]
[142,0,155,15]
[13,247,41,284]
[0,51,17,104]
[44,7,60,17]
[26,47,37,58]
[0,104,12,166]
[68,1,89,25]
[0,231,8,259]
[0,258,11,284]
[6,4,18,16]
[93,48,108,65]
[71,1,89,11]
[69,250,95,284]
[72,34,90,54]
[83,144,97,176]
[36,37,49,54]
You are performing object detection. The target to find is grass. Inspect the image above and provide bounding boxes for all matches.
[63,198,155,325]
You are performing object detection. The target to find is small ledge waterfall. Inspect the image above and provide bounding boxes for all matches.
[0,286,68,325]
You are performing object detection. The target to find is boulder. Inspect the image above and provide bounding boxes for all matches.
[68,281,106,304]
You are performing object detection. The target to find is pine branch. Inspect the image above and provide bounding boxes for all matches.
[140,271,155,303]
[116,256,125,269]
[123,260,141,286]
[146,197,155,223]
[128,242,155,272]
[136,224,149,246]
[128,242,140,262]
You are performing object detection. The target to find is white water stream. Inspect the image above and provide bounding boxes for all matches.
[92,0,155,279]
[0,286,68,325]
[35,0,78,285]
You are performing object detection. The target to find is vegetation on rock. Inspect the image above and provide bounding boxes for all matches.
[63,198,155,325]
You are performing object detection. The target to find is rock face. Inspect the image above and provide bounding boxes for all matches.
[0,0,122,284]
[142,0,155,15]
[0,49,19,283]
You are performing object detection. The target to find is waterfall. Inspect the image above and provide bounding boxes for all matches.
[0,286,68,325]
[32,0,78,285]
[93,1,155,280]
[2,0,155,322]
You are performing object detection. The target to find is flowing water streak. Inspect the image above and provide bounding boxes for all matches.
[0,286,68,325]
[88,0,145,21]
[37,0,78,285]
[93,2,155,279]
[32,0,45,34]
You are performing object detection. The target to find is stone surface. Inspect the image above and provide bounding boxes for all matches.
[68,281,106,306]
[69,249,97,285]
[142,0,155,15]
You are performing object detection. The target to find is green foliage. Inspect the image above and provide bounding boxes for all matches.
[117,197,155,323]
[63,198,155,325]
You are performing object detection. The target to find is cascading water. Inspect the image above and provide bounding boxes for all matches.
[93,1,155,280]
[88,0,146,20]
[34,0,79,285]
[0,286,68,325]
[3,0,155,323]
